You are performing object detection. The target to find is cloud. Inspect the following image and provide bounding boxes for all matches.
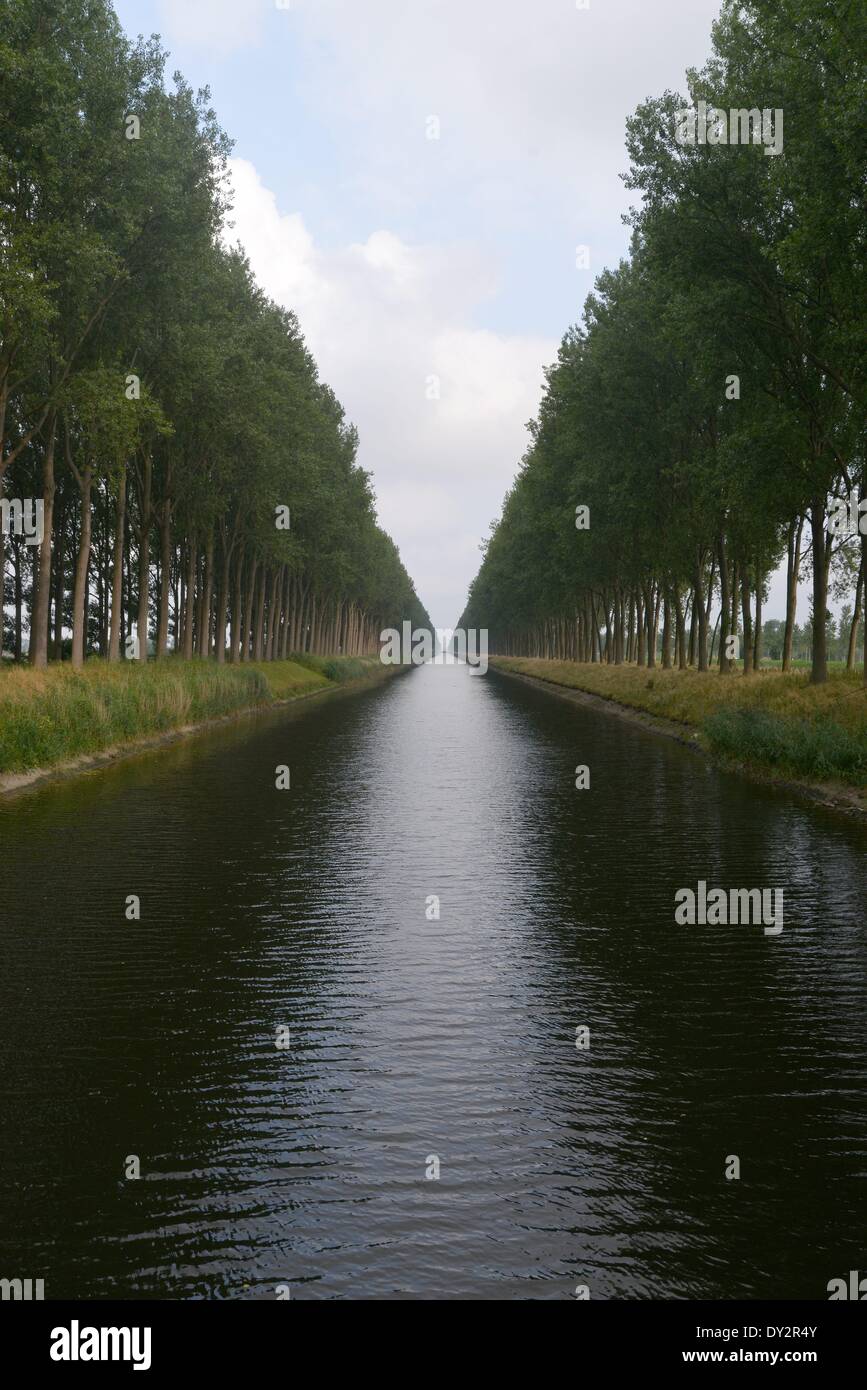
[153,0,730,620]
[224,157,555,624]
[288,0,723,227]
[156,0,269,53]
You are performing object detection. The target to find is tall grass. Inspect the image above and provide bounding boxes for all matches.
[246,658,330,699]
[0,658,321,775]
[704,707,867,785]
[287,652,383,683]
[491,658,867,788]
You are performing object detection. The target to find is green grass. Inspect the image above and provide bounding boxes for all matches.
[758,657,852,672]
[704,707,867,784]
[246,658,331,698]
[491,657,867,788]
[283,652,383,684]
[0,654,381,776]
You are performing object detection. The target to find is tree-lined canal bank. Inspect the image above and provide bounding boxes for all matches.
[0,655,395,797]
[489,658,867,820]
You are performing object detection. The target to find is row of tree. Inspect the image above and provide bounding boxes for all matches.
[1,0,429,667]
[763,614,863,669]
[461,0,865,684]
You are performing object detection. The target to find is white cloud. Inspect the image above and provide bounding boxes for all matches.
[157,0,268,53]
[225,156,554,624]
[289,0,722,226]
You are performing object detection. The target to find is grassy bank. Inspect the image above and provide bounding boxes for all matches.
[490,657,867,789]
[0,655,385,777]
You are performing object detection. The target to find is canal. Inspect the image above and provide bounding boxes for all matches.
[1,662,865,1299]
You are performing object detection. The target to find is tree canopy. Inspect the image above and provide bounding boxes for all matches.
[1,0,429,667]
[461,0,865,685]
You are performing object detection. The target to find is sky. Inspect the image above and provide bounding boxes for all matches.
[110,0,780,629]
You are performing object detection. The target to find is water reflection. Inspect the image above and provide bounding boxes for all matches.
[0,664,865,1299]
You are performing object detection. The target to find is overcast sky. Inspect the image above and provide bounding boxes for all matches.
[112,0,794,629]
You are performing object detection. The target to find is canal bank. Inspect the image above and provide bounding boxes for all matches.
[0,655,402,800]
[489,658,867,824]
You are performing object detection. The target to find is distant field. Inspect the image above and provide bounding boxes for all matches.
[490,658,867,789]
[758,658,854,672]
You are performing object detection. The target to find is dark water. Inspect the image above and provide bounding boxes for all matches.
[1,663,866,1301]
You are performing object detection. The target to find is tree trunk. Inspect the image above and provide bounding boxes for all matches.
[636,592,646,665]
[29,410,57,667]
[718,533,731,673]
[278,570,291,659]
[253,565,266,660]
[136,453,152,660]
[810,498,828,684]
[52,489,65,660]
[13,538,23,660]
[183,534,197,660]
[740,569,753,675]
[693,559,708,672]
[156,499,172,658]
[644,582,658,668]
[229,548,243,663]
[847,556,864,672]
[265,567,278,660]
[862,534,867,688]
[71,466,94,669]
[308,592,318,654]
[673,587,686,669]
[197,529,214,659]
[241,555,257,662]
[782,517,803,672]
[215,543,231,664]
[108,464,126,661]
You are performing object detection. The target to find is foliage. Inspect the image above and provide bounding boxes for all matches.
[0,0,430,670]
[462,0,866,689]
